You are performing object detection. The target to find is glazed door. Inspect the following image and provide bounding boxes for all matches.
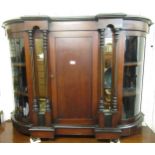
[50,31,99,125]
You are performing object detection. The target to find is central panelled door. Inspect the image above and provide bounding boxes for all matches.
[50,31,98,125]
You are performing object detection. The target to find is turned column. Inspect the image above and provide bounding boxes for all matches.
[28,30,38,125]
[43,30,52,126]
[112,28,121,127]
[98,28,105,128]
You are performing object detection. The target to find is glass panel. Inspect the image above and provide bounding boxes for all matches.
[34,32,46,114]
[125,37,144,63]
[14,96,29,120]
[10,38,25,63]
[122,36,145,119]
[13,67,27,93]
[9,37,29,121]
[103,27,113,108]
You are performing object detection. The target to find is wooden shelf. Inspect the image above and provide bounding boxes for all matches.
[12,63,26,67]
[104,52,112,55]
[124,62,142,67]
[123,88,139,97]
[104,87,111,89]
[14,91,28,96]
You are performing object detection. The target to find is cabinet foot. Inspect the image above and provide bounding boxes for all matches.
[30,137,41,143]
[110,139,120,143]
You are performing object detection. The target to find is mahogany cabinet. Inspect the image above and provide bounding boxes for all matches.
[3,14,152,140]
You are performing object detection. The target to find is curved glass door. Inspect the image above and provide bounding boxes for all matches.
[9,36,29,121]
[122,36,145,119]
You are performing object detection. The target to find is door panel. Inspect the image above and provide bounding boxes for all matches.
[49,31,99,125]
[56,37,92,119]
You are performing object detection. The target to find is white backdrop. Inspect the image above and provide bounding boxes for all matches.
[0,0,155,132]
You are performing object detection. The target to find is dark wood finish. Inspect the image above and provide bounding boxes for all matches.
[98,112,105,128]
[24,20,49,30]
[32,99,38,126]
[117,32,126,122]
[43,30,53,126]
[27,30,37,124]
[50,31,98,126]
[45,99,52,126]
[29,127,54,139]
[1,121,155,143]
[56,36,92,120]
[95,129,121,140]
[3,14,152,140]
[98,28,105,128]
[11,114,32,135]
[55,128,94,135]
[24,32,34,121]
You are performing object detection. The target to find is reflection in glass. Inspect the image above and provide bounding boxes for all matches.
[122,36,145,119]
[34,37,45,97]
[14,96,29,120]
[103,27,113,108]
[10,38,25,63]
[125,37,144,63]
[13,67,27,92]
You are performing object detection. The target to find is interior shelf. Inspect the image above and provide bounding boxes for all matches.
[12,63,26,67]
[123,88,139,97]
[124,62,142,67]
[14,91,28,96]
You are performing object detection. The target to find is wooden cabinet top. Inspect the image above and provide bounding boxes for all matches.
[3,13,152,33]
